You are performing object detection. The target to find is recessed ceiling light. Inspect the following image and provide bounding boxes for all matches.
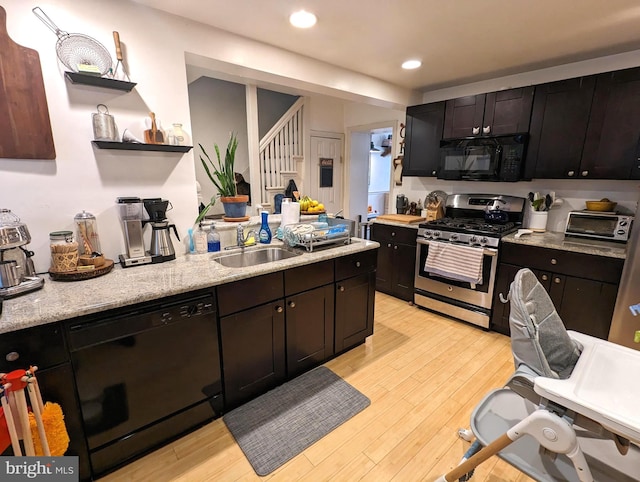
[290,10,317,28]
[402,59,422,70]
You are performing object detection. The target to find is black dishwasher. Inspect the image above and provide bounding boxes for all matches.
[66,291,223,477]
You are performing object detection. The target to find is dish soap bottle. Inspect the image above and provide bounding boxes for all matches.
[207,224,221,252]
[258,211,272,244]
[194,223,208,254]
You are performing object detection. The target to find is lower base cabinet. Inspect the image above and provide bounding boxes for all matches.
[370,223,416,301]
[491,243,623,339]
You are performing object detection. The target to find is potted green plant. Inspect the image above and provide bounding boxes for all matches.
[195,132,249,223]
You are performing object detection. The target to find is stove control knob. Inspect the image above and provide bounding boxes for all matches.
[433,231,441,239]
[424,230,432,238]
[480,237,488,245]
[469,236,478,244]
[450,233,459,241]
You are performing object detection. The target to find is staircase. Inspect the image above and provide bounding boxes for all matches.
[258,97,305,207]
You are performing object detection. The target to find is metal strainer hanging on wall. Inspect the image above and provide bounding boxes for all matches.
[32,7,113,76]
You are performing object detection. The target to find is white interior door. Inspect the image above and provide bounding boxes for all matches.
[310,134,343,215]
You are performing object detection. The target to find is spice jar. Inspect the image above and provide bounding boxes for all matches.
[74,211,102,256]
[49,231,78,273]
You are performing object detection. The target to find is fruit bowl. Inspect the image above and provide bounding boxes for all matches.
[585,200,617,212]
[301,210,326,215]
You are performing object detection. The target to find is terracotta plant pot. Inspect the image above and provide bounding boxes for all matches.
[221,195,249,219]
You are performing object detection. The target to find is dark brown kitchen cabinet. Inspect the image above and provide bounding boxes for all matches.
[443,87,533,138]
[581,66,640,179]
[220,301,286,409]
[403,102,445,177]
[525,76,596,179]
[370,223,416,301]
[0,323,91,481]
[335,251,377,353]
[491,243,623,340]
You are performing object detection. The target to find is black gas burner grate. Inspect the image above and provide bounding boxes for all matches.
[423,217,517,236]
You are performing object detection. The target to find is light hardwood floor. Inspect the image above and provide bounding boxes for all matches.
[103,292,533,481]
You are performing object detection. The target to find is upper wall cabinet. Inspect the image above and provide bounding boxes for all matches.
[581,67,640,180]
[443,87,534,138]
[526,77,596,179]
[403,101,445,177]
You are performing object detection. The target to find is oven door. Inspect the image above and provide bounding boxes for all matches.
[414,238,498,328]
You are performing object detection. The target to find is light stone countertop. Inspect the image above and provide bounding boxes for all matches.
[371,219,422,229]
[502,231,627,259]
[0,238,379,335]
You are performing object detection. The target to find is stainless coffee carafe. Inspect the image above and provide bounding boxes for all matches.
[143,198,180,262]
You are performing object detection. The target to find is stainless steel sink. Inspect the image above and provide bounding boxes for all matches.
[212,246,302,268]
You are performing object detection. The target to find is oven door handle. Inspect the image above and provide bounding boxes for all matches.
[416,238,498,257]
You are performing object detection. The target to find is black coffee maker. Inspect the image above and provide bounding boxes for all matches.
[396,194,408,214]
[143,198,180,262]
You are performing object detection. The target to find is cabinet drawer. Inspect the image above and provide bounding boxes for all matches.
[0,322,67,372]
[500,243,623,283]
[371,223,417,245]
[335,250,377,281]
[217,272,284,317]
[284,259,334,296]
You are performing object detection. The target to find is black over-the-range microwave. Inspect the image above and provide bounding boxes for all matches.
[438,133,528,182]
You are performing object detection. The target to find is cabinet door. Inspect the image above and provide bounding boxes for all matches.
[581,67,640,179]
[220,302,286,409]
[490,263,520,336]
[403,102,445,177]
[526,76,595,179]
[335,272,375,353]
[391,243,416,301]
[550,274,618,340]
[37,364,92,482]
[373,241,394,294]
[443,94,486,138]
[285,284,334,378]
[483,86,534,135]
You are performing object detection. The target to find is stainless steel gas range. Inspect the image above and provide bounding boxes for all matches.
[414,194,526,328]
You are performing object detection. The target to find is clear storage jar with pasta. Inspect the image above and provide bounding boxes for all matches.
[49,231,78,273]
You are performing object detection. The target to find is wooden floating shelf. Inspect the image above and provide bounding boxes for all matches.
[92,141,193,152]
[65,71,137,92]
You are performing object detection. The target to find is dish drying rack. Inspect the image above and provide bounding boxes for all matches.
[280,222,351,252]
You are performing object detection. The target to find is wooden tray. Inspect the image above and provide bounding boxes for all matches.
[49,259,114,281]
[376,214,425,224]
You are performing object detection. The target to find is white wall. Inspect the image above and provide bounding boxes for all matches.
[0,0,409,274]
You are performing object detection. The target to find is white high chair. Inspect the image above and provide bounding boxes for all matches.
[437,268,640,482]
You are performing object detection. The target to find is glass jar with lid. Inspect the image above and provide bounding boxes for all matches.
[74,211,102,256]
[49,231,78,273]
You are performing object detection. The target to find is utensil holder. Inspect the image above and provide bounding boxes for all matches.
[527,211,548,232]
[50,242,79,272]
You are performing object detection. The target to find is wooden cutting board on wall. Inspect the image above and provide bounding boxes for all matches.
[0,6,55,159]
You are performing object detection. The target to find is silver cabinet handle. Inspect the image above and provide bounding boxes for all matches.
[355,261,361,268]
[581,170,589,177]
[431,170,437,176]
[554,277,561,284]
[5,351,19,362]
[387,243,392,248]
[551,258,557,265]
[567,170,575,177]
[482,125,491,134]
[393,245,398,250]
[276,305,283,313]
[338,285,345,292]
[541,274,548,281]
[391,232,396,237]
[288,301,296,308]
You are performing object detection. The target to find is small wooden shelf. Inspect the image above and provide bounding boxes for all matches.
[92,141,193,152]
[65,71,137,92]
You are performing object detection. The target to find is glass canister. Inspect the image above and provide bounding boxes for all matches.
[74,211,102,256]
[49,231,78,273]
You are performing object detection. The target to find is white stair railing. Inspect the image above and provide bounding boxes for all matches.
[258,97,305,205]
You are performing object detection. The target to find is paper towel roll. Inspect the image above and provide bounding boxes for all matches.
[281,200,300,227]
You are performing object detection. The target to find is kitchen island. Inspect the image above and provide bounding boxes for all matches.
[0,238,378,481]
